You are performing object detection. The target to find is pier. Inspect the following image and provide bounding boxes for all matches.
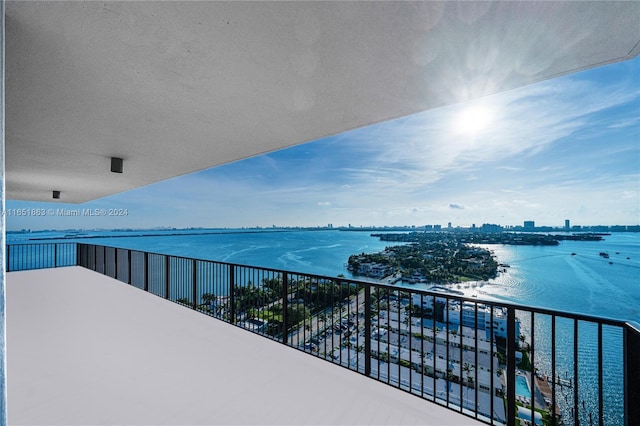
[534,374,562,419]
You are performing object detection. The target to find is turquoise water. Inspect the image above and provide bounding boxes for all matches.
[8,230,639,322]
[474,234,640,323]
[515,375,531,399]
[7,229,638,424]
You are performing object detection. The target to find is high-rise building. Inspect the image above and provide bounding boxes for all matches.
[565,219,570,230]
[524,221,535,229]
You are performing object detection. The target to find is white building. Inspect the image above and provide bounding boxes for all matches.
[411,295,521,343]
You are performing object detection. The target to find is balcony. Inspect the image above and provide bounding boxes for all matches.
[6,243,640,425]
[8,266,482,425]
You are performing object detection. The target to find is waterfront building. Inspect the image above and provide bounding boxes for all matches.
[480,224,503,233]
[411,295,521,343]
[446,303,521,343]
[351,261,394,278]
[368,340,499,394]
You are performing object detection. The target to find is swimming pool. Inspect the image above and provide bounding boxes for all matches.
[516,375,531,399]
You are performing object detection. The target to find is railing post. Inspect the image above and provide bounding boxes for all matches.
[54,244,57,268]
[164,256,170,300]
[192,259,197,310]
[6,244,10,273]
[143,252,149,292]
[364,283,371,377]
[114,248,118,279]
[598,323,603,426]
[282,272,288,344]
[573,318,579,426]
[551,315,557,426]
[625,323,640,426]
[229,265,235,324]
[127,250,132,285]
[506,306,517,426]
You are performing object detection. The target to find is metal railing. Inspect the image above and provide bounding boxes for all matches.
[7,242,640,426]
[6,243,77,271]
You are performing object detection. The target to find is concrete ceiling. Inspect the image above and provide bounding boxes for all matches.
[6,1,640,203]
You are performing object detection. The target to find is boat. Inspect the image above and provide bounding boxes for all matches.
[571,253,576,256]
[599,252,609,258]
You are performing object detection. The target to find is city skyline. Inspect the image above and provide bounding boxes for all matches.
[6,57,639,231]
[7,216,639,234]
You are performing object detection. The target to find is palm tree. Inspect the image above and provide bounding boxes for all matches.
[201,293,219,313]
[419,350,428,375]
[403,315,411,327]
[201,292,216,306]
[463,363,474,387]
[519,333,526,349]
[446,367,455,383]
[461,362,475,410]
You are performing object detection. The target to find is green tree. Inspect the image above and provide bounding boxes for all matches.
[176,297,191,306]
[262,277,282,295]
[201,293,216,305]
[463,363,474,386]
[287,304,310,327]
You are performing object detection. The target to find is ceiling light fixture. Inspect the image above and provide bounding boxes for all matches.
[52,190,60,199]
[111,157,124,173]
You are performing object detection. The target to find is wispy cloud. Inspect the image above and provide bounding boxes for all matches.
[6,58,640,230]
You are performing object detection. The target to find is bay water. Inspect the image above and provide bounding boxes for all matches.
[10,229,637,322]
[8,229,638,424]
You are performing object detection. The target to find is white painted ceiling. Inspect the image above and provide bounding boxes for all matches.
[6,1,640,203]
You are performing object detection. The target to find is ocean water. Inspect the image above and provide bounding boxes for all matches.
[451,233,639,324]
[8,229,639,322]
[8,229,638,424]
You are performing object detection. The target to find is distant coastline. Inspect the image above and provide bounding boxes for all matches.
[7,222,640,237]
[7,228,328,242]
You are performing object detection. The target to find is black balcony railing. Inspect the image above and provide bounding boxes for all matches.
[7,242,640,426]
[6,243,77,271]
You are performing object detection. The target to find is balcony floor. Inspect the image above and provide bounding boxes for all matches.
[7,267,484,425]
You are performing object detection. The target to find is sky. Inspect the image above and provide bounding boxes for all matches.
[6,57,640,231]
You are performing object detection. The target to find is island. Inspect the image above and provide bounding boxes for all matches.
[347,231,603,284]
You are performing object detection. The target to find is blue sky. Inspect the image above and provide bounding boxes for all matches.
[7,57,640,231]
